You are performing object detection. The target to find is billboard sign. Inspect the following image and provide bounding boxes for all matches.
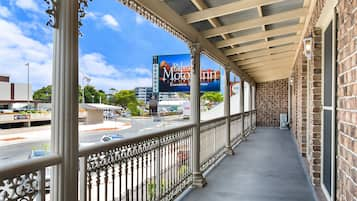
[153,54,220,92]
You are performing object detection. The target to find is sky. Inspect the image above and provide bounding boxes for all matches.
[0,0,224,93]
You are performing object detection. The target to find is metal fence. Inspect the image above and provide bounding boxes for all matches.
[199,116,227,172]
[0,111,256,201]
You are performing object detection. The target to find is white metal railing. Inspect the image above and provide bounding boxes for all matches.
[0,111,256,201]
[230,113,243,145]
[199,116,227,172]
[78,123,195,201]
[0,155,61,201]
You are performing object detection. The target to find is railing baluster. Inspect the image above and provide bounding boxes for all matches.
[96,169,100,201]
[119,161,122,201]
[36,168,46,201]
[79,157,87,201]
[105,164,108,201]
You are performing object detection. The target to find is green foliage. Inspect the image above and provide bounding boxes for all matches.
[128,102,140,116]
[82,85,108,103]
[33,85,108,104]
[146,179,166,200]
[112,90,141,115]
[178,165,187,177]
[33,85,52,103]
[112,90,137,107]
[201,92,224,103]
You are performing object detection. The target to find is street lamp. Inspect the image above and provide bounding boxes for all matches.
[82,75,91,103]
[25,63,30,110]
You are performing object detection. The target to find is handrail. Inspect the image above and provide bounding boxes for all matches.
[200,115,227,126]
[79,122,195,157]
[230,112,243,119]
[0,154,62,180]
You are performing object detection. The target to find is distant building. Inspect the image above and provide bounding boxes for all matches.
[135,87,179,103]
[135,87,153,104]
[158,92,178,101]
[0,75,34,110]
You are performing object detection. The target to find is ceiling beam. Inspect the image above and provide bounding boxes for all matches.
[134,0,253,83]
[202,8,307,38]
[216,24,303,48]
[245,64,288,73]
[290,0,316,73]
[183,0,283,24]
[224,35,299,56]
[248,69,290,77]
[236,52,295,65]
[254,74,290,83]
[256,5,269,45]
[240,58,292,69]
[229,44,296,61]
[190,0,235,49]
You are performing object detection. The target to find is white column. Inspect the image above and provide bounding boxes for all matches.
[51,0,79,200]
[190,43,206,188]
[240,80,245,140]
[249,84,253,133]
[224,68,234,155]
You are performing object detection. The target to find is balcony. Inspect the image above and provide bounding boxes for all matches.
[0,0,356,201]
[183,128,315,201]
[0,111,256,201]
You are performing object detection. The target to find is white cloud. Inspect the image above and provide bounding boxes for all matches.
[14,0,39,12]
[135,14,145,25]
[80,53,121,77]
[101,14,120,31]
[0,6,11,18]
[0,18,52,90]
[132,67,152,76]
[0,17,149,92]
[79,54,152,90]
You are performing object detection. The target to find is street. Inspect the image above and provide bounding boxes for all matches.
[0,116,190,164]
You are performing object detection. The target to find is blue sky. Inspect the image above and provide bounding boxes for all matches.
[0,0,225,92]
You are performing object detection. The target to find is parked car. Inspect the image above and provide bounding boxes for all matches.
[100,134,124,142]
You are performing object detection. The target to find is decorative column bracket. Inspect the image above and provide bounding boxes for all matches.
[190,43,201,73]
[44,0,92,36]
[44,0,57,28]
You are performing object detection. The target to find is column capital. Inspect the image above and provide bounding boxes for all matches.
[224,66,231,73]
[189,42,201,55]
[189,42,201,73]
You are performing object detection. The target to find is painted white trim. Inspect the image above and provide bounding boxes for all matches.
[316,0,338,28]
[318,5,337,201]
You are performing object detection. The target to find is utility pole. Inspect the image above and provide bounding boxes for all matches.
[25,63,31,127]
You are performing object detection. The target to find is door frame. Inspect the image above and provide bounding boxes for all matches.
[316,0,338,200]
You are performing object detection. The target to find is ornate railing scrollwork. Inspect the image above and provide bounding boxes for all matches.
[78,0,93,36]
[0,172,39,201]
[44,0,57,28]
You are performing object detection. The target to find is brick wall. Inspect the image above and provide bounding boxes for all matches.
[297,50,308,156]
[308,27,322,186]
[256,78,288,127]
[290,0,325,189]
[290,0,357,200]
[336,0,357,200]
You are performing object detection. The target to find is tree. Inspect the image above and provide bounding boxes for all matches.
[113,90,140,115]
[201,92,224,103]
[82,85,107,103]
[112,90,138,107]
[33,85,52,103]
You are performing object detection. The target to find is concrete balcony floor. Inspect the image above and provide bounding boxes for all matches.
[183,128,315,201]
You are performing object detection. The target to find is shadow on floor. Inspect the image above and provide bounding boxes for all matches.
[182,128,315,201]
